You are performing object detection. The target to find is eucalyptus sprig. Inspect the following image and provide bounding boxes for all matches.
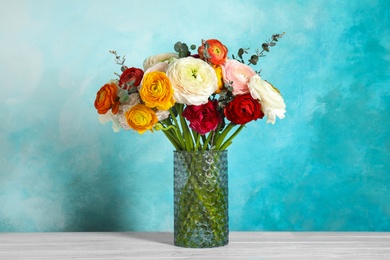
[232,32,285,68]
[174,42,196,58]
[109,50,128,77]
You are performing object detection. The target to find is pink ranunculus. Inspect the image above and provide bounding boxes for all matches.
[222,59,256,95]
[182,100,222,135]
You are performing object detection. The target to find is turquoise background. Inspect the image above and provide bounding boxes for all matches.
[0,0,389,232]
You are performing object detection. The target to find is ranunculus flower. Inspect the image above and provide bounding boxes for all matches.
[224,93,264,125]
[166,57,218,105]
[144,62,169,74]
[248,74,286,124]
[118,93,141,130]
[155,110,170,121]
[98,110,121,132]
[182,100,222,135]
[198,39,228,65]
[124,104,158,134]
[143,53,179,71]
[139,71,175,111]
[212,64,224,94]
[119,67,144,90]
[222,59,256,95]
[94,82,120,115]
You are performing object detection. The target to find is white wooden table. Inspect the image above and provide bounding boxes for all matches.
[0,232,389,259]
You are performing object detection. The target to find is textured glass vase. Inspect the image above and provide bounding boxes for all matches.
[173,150,228,248]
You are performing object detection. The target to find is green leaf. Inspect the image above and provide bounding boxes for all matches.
[262,43,270,52]
[174,42,182,52]
[238,48,244,58]
[248,55,259,65]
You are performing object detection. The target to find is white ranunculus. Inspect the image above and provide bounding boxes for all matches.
[98,111,121,132]
[166,57,218,105]
[155,110,170,121]
[143,53,179,71]
[144,61,169,74]
[248,74,286,124]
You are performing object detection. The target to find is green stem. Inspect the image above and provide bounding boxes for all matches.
[219,124,245,150]
[214,123,234,150]
[212,124,222,147]
[201,131,214,151]
[159,121,183,150]
[161,129,181,150]
[168,109,185,149]
[178,104,194,151]
[193,131,201,151]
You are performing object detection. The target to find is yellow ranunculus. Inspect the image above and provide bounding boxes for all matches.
[212,64,224,94]
[125,104,158,134]
[140,71,175,111]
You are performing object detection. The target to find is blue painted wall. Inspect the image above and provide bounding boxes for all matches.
[0,0,389,231]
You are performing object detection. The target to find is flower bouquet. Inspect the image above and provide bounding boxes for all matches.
[94,33,286,248]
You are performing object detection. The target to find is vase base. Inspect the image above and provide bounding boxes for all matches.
[174,240,229,248]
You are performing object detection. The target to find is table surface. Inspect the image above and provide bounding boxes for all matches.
[0,232,389,260]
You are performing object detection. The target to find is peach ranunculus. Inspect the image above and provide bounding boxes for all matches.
[94,81,120,115]
[222,59,256,96]
[198,39,228,65]
[248,74,286,124]
[124,104,158,134]
[143,53,179,71]
[166,57,218,105]
[139,71,175,111]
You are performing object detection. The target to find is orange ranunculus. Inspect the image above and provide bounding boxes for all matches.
[94,82,119,115]
[212,64,224,94]
[199,39,228,65]
[125,104,158,134]
[139,71,175,111]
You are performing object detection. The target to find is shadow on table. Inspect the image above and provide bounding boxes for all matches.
[120,232,174,246]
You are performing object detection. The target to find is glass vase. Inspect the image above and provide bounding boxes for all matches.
[173,150,229,248]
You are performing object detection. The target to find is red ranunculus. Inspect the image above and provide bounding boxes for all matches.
[119,67,144,90]
[182,100,222,135]
[224,94,264,124]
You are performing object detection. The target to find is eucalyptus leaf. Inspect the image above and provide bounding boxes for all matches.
[248,55,259,65]
[262,43,270,52]
[238,48,244,58]
[174,42,182,52]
